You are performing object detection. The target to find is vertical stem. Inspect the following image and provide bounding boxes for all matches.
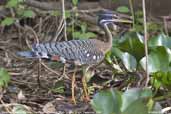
[129,0,135,29]
[61,0,67,41]
[38,59,42,87]
[142,0,149,87]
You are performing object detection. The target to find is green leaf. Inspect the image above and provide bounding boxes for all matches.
[51,81,65,94]
[72,31,81,39]
[121,88,152,112]
[105,51,113,64]
[6,0,18,8]
[152,71,171,86]
[72,0,78,6]
[0,68,10,88]
[1,17,15,26]
[122,100,148,114]
[91,88,122,114]
[112,48,137,71]
[91,88,153,114]
[12,105,28,114]
[50,10,61,16]
[84,32,96,38]
[65,10,71,18]
[148,33,171,49]
[22,10,35,18]
[81,24,87,33]
[140,46,170,73]
[114,32,145,61]
[116,6,129,13]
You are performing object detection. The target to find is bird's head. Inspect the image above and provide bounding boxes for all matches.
[98,10,132,29]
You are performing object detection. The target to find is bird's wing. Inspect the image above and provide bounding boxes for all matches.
[17,39,105,65]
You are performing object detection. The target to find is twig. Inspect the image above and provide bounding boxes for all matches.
[40,61,60,76]
[0,99,12,114]
[53,18,64,41]
[163,16,169,36]
[25,25,39,44]
[142,0,149,87]
[61,0,67,41]
[128,0,135,29]
[38,59,42,87]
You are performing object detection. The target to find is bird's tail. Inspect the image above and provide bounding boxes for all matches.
[16,51,38,58]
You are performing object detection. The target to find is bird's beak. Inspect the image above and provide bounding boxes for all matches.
[111,13,132,24]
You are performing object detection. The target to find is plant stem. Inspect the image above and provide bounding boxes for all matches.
[142,0,149,87]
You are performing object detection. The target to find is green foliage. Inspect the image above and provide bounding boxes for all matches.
[107,32,144,71]
[116,6,130,13]
[0,68,10,88]
[91,88,122,114]
[111,31,171,88]
[1,0,35,26]
[112,48,137,71]
[72,0,79,6]
[91,88,158,114]
[50,10,61,16]
[140,46,170,73]
[6,0,20,8]
[22,10,35,18]
[152,71,171,87]
[72,23,96,39]
[12,104,29,114]
[1,17,15,26]
[50,81,65,94]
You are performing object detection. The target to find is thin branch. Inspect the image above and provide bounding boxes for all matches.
[61,0,67,41]
[142,0,149,87]
[129,0,135,29]
[53,18,64,41]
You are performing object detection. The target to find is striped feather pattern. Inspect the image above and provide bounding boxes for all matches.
[30,39,104,65]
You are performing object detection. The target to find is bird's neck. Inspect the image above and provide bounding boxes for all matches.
[103,24,113,52]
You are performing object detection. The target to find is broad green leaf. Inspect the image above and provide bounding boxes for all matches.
[140,46,170,73]
[117,6,129,13]
[121,88,152,112]
[1,17,15,26]
[0,68,10,88]
[91,88,122,114]
[114,32,145,61]
[22,10,35,18]
[112,48,137,71]
[148,33,171,49]
[122,100,148,114]
[91,88,153,114]
[151,102,162,114]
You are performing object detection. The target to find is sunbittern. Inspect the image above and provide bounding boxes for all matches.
[17,10,132,104]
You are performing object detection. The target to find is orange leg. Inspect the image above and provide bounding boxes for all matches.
[82,76,90,101]
[82,66,91,101]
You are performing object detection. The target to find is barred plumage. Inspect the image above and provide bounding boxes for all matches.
[17,39,105,65]
[17,10,131,66]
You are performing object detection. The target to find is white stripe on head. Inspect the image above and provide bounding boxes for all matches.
[99,19,121,25]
